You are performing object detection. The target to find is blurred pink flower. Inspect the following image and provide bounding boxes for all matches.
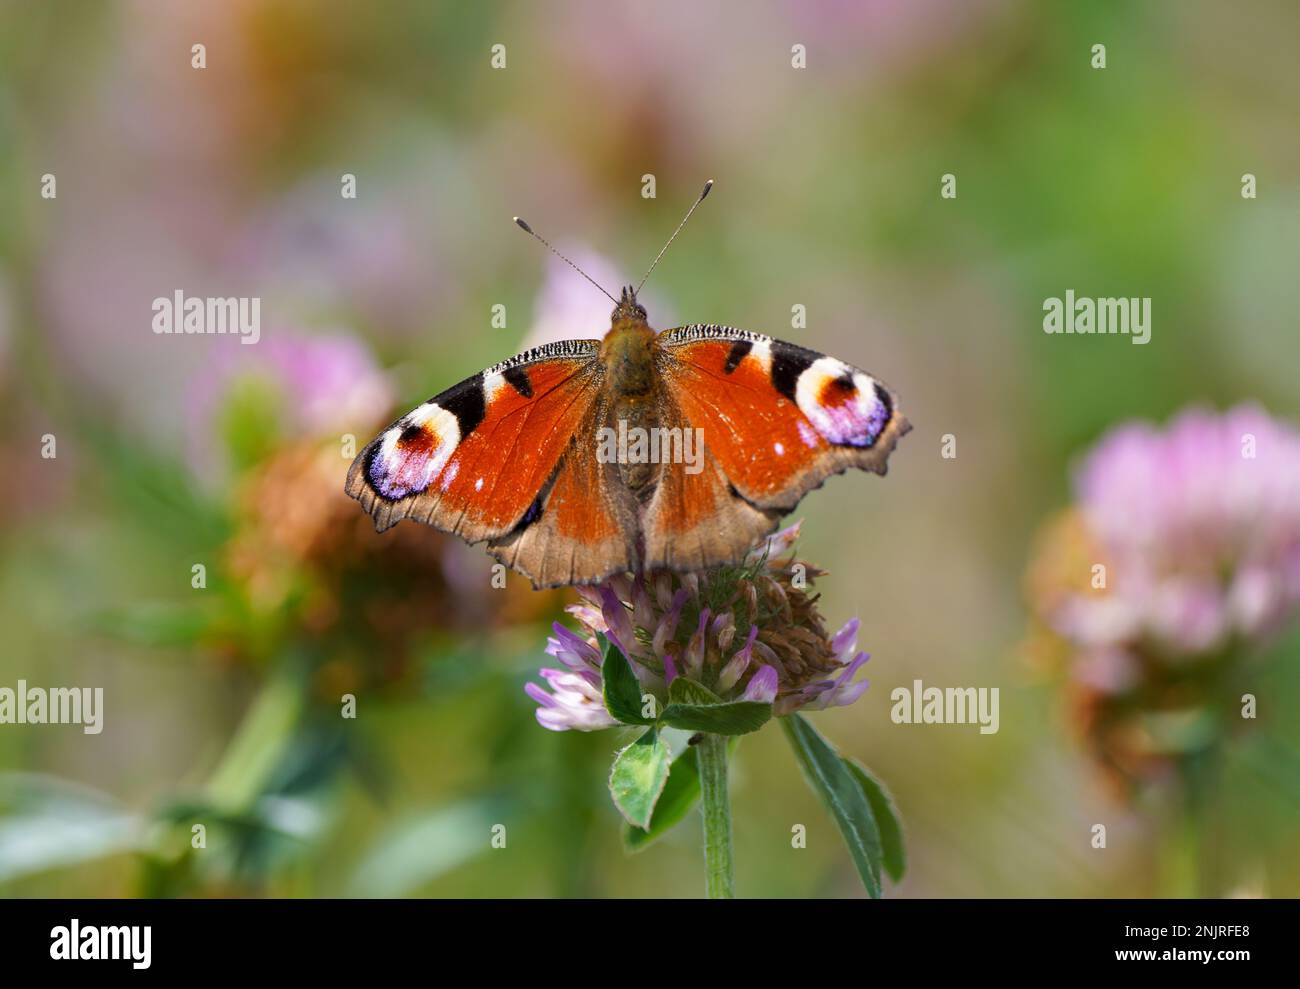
[786,0,1008,73]
[519,249,675,352]
[520,250,622,350]
[187,330,394,479]
[1026,405,1300,790]
[232,177,446,337]
[1052,405,1300,658]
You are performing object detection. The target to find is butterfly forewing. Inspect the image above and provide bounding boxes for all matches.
[653,324,910,510]
[346,340,608,546]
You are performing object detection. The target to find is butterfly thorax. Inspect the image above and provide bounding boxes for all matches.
[601,286,657,399]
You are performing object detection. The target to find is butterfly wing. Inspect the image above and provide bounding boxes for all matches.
[640,382,786,571]
[347,340,639,586]
[643,324,910,568]
[485,392,642,587]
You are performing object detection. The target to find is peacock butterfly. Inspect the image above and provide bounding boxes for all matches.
[346,183,910,588]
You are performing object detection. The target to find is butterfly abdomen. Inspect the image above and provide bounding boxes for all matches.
[598,318,663,494]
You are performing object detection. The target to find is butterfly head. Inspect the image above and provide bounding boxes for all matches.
[611,285,648,327]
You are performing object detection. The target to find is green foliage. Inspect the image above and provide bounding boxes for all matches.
[660,699,772,736]
[667,676,722,706]
[621,744,702,852]
[621,736,744,853]
[660,676,772,735]
[347,796,514,897]
[217,375,289,476]
[845,759,906,883]
[599,637,655,726]
[781,714,885,898]
[608,728,671,830]
[0,774,145,882]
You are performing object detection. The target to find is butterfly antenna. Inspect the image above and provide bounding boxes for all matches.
[513,216,618,304]
[636,179,713,294]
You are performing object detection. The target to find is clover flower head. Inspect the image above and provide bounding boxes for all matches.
[1025,404,1300,787]
[1033,405,1300,662]
[526,522,873,730]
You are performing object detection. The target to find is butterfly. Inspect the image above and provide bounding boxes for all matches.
[346,184,910,588]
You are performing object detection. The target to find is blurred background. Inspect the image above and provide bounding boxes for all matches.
[1,0,1298,898]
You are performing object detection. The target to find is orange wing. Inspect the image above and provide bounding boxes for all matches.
[640,398,783,571]
[643,325,910,567]
[347,341,598,538]
[485,393,641,587]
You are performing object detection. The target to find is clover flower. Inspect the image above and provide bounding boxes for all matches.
[524,522,903,899]
[1054,405,1300,654]
[526,522,871,730]
[1025,404,1300,786]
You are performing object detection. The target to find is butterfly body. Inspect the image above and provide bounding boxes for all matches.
[347,286,909,588]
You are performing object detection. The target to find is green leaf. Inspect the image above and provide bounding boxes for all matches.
[600,637,654,725]
[845,759,906,883]
[205,673,306,814]
[660,699,771,736]
[780,713,883,898]
[347,795,511,897]
[622,745,702,852]
[608,728,672,830]
[668,677,722,706]
[0,773,146,882]
[622,736,744,853]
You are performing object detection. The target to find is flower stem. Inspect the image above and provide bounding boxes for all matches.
[697,733,735,898]
[1158,750,1215,897]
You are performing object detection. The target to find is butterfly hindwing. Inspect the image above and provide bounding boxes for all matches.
[346,341,619,556]
[485,395,641,586]
[641,385,783,571]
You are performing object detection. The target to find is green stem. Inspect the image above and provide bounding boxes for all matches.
[1158,750,1214,897]
[205,672,304,814]
[697,733,735,899]
[1160,792,1202,898]
[1180,750,1214,897]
